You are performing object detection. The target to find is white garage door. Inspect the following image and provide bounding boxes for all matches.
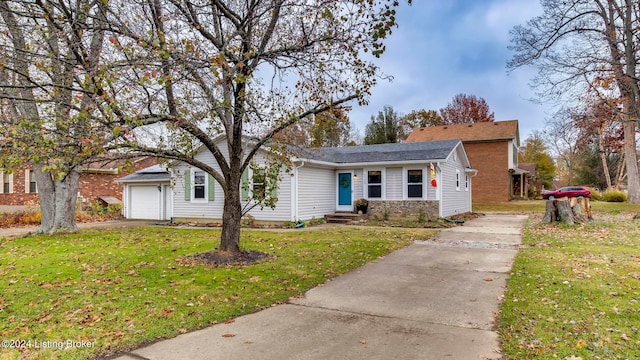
[129,185,161,220]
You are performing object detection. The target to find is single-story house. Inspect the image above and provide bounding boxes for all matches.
[117,138,476,222]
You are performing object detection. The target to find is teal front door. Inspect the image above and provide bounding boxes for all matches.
[338,173,352,206]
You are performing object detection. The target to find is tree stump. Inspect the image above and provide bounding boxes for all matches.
[543,197,592,225]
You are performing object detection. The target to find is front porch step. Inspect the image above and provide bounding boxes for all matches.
[324,212,363,224]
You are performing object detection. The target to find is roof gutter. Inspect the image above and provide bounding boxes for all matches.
[82,168,119,175]
[290,157,446,168]
[115,178,170,184]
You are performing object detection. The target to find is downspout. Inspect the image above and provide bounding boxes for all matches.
[466,168,478,213]
[123,184,128,218]
[291,161,305,222]
[436,163,442,218]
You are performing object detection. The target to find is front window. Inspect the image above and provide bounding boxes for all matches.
[3,173,10,194]
[456,170,460,191]
[367,170,382,198]
[407,170,423,198]
[253,168,266,201]
[465,175,469,191]
[193,170,206,199]
[29,170,37,193]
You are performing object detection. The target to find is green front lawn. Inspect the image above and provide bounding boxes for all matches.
[0,226,433,359]
[474,199,640,214]
[499,214,640,359]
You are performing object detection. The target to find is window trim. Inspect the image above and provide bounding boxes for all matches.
[455,169,460,191]
[191,169,208,203]
[28,170,37,194]
[406,168,424,199]
[1,172,13,194]
[252,167,266,201]
[366,169,383,199]
[465,174,469,192]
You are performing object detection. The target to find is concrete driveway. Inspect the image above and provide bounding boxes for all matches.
[112,213,527,360]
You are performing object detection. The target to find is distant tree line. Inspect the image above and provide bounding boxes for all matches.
[363,93,495,145]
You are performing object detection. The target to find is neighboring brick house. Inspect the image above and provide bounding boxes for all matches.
[0,157,157,206]
[405,120,531,202]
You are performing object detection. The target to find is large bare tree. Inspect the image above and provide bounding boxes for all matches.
[0,0,113,233]
[509,0,640,203]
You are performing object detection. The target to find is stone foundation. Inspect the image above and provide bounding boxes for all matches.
[367,200,439,221]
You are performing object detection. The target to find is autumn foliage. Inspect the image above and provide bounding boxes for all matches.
[439,93,495,124]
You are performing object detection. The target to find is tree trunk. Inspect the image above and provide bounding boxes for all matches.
[543,198,592,225]
[542,199,558,223]
[614,150,626,189]
[34,164,55,234]
[598,131,612,190]
[623,119,640,203]
[34,165,81,234]
[621,0,640,204]
[570,197,592,223]
[556,200,575,225]
[220,181,242,253]
[51,168,81,233]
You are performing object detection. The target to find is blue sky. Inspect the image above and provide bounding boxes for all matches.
[349,0,546,142]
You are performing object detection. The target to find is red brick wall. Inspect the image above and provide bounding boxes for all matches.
[78,157,157,203]
[0,157,157,206]
[465,141,511,203]
[0,170,39,206]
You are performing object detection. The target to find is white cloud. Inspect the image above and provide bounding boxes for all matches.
[350,0,549,141]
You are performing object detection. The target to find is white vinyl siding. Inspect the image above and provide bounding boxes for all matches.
[426,165,438,200]
[385,167,402,200]
[440,147,472,217]
[352,169,363,200]
[172,139,292,221]
[296,166,335,220]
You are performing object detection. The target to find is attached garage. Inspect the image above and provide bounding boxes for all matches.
[116,165,171,220]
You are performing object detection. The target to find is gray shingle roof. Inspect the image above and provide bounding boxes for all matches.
[116,165,170,183]
[293,139,460,164]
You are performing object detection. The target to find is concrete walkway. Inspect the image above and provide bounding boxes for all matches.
[112,214,527,360]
